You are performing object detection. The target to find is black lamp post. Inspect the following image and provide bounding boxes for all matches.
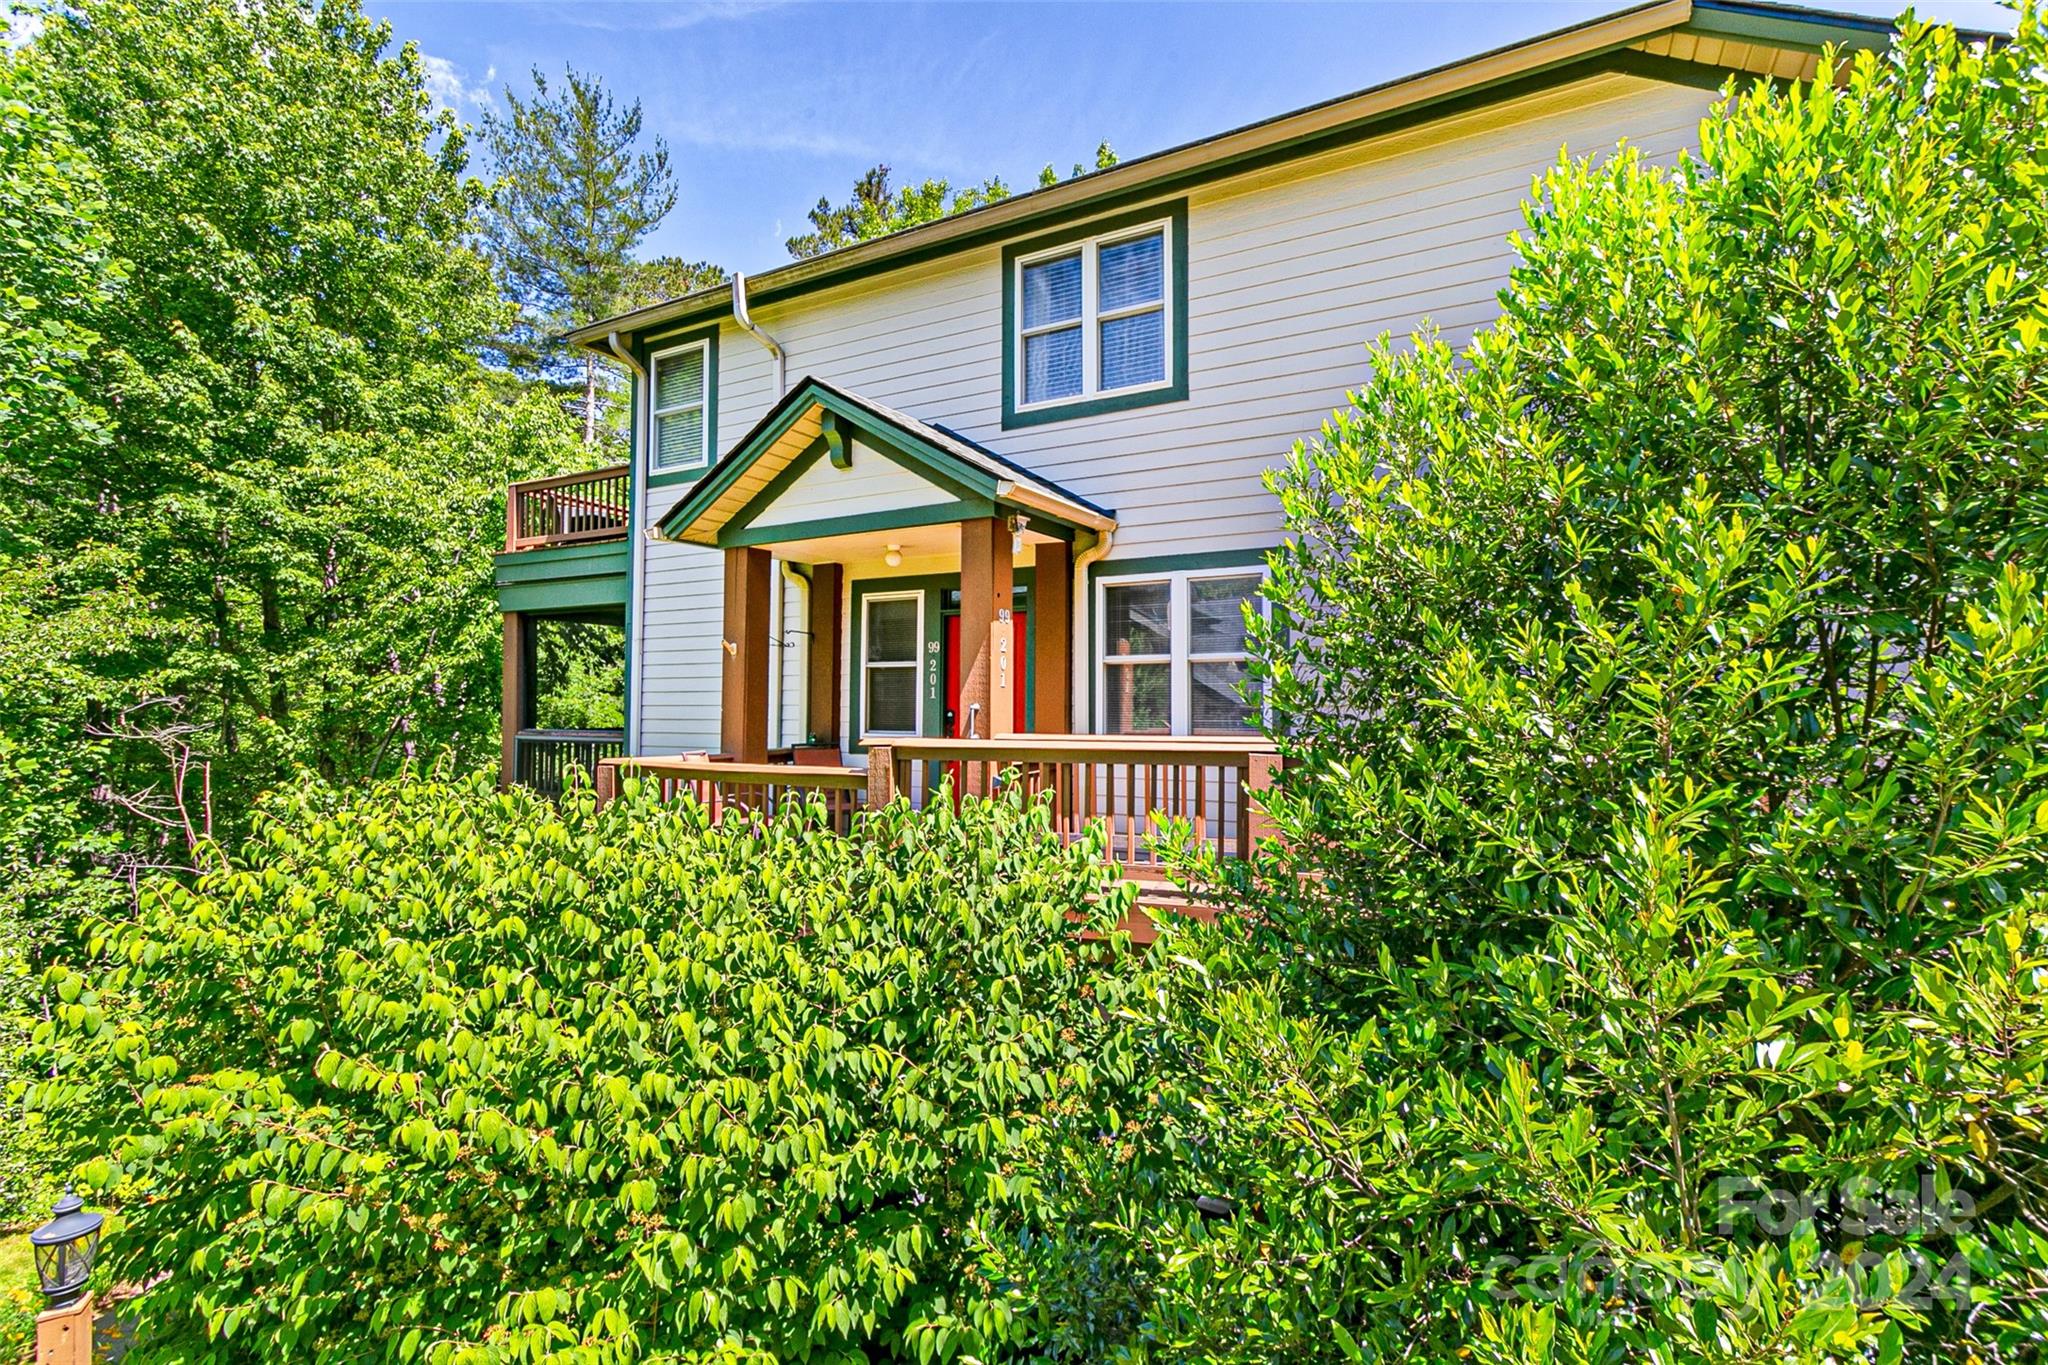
[30,1187,103,1310]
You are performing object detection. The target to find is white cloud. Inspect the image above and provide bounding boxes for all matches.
[2,2,45,47]
[421,53,497,117]
[551,1,788,33]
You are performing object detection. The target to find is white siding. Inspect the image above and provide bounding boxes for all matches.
[632,70,1721,742]
[748,440,955,530]
[634,538,724,753]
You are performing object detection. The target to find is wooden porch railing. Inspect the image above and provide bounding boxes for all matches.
[597,756,868,832]
[866,736,1280,866]
[516,728,626,798]
[505,465,631,552]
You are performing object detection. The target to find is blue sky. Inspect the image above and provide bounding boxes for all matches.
[371,0,2018,276]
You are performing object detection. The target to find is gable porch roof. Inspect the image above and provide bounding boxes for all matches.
[655,377,1116,550]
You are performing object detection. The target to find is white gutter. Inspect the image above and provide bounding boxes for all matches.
[1070,526,1114,733]
[732,272,787,395]
[605,331,649,756]
[995,480,1117,536]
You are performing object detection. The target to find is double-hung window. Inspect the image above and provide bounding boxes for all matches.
[649,339,711,474]
[1004,203,1185,427]
[862,592,922,737]
[1099,570,1263,736]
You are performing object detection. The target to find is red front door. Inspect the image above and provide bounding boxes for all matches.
[943,612,1028,800]
[943,612,1028,737]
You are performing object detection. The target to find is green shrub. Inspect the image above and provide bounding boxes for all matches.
[1054,12,2048,1362]
[31,772,1154,1363]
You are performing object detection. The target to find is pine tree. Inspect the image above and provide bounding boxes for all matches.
[481,67,677,443]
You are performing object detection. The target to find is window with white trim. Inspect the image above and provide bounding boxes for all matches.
[862,592,923,737]
[1015,219,1172,410]
[649,340,710,472]
[1098,570,1262,736]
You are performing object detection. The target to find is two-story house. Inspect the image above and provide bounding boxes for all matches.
[496,0,1911,851]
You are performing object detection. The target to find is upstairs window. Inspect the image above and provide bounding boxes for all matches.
[1004,203,1186,428]
[650,339,711,473]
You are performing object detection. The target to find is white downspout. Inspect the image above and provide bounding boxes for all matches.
[732,273,786,395]
[780,561,810,745]
[605,331,648,755]
[1069,527,1114,734]
[767,559,785,750]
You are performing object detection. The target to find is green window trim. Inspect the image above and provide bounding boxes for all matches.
[845,569,1039,755]
[1001,199,1190,430]
[1085,546,1277,735]
[644,325,720,487]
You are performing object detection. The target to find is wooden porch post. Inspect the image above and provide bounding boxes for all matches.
[500,612,527,788]
[721,546,773,763]
[959,518,1014,796]
[806,562,843,746]
[1031,540,1071,735]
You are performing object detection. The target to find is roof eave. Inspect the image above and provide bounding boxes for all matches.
[565,0,1695,350]
[566,0,1999,352]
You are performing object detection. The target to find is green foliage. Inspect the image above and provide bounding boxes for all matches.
[787,163,1013,259]
[31,775,1153,1362]
[14,0,585,827]
[1037,140,1120,189]
[0,35,120,519]
[0,0,591,1216]
[531,619,625,731]
[787,143,1121,259]
[480,65,682,441]
[1009,13,2048,1361]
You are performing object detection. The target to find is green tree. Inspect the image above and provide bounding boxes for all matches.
[1038,139,1120,188]
[19,0,575,834]
[792,144,1123,259]
[1008,13,2048,1361]
[625,253,728,310]
[785,163,1012,258]
[481,66,678,443]
[32,776,1154,1363]
[0,31,120,539]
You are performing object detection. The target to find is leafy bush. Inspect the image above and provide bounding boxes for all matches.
[1047,13,2048,1362]
[32,773,1154,1363]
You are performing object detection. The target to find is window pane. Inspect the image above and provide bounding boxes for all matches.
[655,347,704,411]
[1022,252,1082,328]
[1024,326,1083,404]
[1105,661,1171,735]
[866,598,918,662]
[867,667,916,733]
[1190,576,1261,654]
[1104,582,1170,656]
[655,408,703,469]
[1100,310,1165,391]
[1192,660,1259,734]
[1099,231,1164,312]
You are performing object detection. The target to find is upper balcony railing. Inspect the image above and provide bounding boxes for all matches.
[505,466,631,552]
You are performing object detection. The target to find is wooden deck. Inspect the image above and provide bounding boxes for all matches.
[595,735,1278,943]
[505,466,631,552]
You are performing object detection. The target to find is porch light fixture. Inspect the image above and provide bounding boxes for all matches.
[31,1187,103,1308]
[1008,513,1029,555]
[884,543,903,568]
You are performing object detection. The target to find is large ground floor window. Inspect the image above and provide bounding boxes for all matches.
[862,590,924,737]
[1096,568,1263,736]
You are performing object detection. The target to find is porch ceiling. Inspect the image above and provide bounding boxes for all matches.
[656,377,1115,551]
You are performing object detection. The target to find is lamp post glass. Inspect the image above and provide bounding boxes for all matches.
[30,1187,103,1308]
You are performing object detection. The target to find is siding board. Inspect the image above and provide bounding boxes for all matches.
[632,71,1722,736]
